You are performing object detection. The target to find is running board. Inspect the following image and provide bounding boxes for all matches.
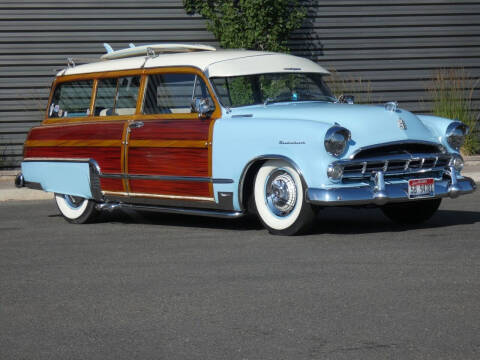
[96,202,245,219]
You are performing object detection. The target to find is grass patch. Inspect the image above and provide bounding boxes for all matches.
[325,68,373,104]
[428,68,479,155]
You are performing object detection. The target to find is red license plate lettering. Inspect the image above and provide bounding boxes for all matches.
[408,178,435,199]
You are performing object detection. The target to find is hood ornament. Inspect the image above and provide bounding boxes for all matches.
[397,117,407,130]
[385,101,398,112]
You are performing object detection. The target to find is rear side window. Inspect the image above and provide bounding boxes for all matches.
[95,76,140,116]
[143,73,213,114]
[49,80,93,118]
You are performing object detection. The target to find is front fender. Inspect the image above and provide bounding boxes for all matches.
[417,114,462,153]
[212,116,338,210]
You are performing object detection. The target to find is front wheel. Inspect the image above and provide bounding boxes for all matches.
[55,193,99,224]
[253,160,316,235]
[381,198,442,225]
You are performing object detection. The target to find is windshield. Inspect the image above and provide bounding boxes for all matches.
[211,73,334,108]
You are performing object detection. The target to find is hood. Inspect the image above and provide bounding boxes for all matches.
[228,102,439,149]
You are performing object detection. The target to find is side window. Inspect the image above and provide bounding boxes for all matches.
[95,76,140,116]
[94,78,116,115]
[143,73,214,115]
[49,80,93,118]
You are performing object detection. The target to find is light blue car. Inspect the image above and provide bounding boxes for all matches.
[16,46,476,235]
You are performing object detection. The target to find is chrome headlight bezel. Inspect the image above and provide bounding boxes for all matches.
[446,121,469,150]
[324,126,351,157]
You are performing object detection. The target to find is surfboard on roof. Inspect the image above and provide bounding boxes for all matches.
[100,43,217,60]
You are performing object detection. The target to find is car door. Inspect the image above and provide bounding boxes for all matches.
[126,69,220,202]
[92,75,141,194]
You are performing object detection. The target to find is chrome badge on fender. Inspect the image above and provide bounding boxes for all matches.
[398,117,407,130]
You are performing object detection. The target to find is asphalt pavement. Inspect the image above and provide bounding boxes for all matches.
[1,192,479,359]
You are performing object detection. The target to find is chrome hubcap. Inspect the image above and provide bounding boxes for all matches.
[265,170,297,217]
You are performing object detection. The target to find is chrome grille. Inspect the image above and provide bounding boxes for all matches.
[339,153,451,180]
[351,142,444,159]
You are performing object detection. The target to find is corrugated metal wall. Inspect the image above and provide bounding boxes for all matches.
[1,0,479,169]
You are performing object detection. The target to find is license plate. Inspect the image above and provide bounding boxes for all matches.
[408,178,435,199]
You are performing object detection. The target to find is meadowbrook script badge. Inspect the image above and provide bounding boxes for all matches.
[397,117,407,130]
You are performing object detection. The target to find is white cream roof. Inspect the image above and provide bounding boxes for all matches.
[60,50,329,77]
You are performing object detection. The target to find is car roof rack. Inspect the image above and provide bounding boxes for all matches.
[101,43,217,60]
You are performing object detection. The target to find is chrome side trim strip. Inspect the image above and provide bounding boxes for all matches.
[97,202,244,219]
[23,157,91,162]
[231,114,253,118]
[103,191,235,211]
[100,173,233,184]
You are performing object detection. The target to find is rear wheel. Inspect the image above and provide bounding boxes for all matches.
[253,160,315,235]
[55,193,99,224]
[381,198,442,225]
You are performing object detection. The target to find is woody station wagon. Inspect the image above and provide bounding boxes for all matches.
[15,43,476,235]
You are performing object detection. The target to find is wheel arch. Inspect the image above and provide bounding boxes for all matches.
[238,155,307,212]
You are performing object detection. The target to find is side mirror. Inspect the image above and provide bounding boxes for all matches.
[192,97,212,118]
[338,94,355,104]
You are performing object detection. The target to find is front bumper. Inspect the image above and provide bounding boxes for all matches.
[306,170,476,206]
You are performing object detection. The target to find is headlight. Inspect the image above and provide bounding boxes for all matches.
[446,122,469,150]
[449,153,464,172]
[324,126,351,157]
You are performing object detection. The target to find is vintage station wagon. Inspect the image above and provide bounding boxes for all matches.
[15,43,476,235]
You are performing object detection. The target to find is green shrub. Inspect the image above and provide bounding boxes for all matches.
[429,69,479,155]
[183,0,306,52]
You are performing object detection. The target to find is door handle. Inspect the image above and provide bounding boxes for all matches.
[129,121,144,129]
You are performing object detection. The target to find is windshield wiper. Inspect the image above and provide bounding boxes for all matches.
[264,97,274,106]
[264,96,292,106]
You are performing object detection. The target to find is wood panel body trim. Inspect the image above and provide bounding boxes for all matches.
[102,191,214,202]
[120,121,130,192]
[25,65,222,201]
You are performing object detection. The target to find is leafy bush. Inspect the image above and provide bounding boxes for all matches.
[183,0,306,52]
[429,69,479,155]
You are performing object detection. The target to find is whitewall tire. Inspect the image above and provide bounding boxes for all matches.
[55,193,99,224]
[253,160,315,235]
